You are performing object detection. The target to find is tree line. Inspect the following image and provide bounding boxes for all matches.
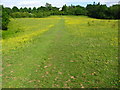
[1,2,120,30]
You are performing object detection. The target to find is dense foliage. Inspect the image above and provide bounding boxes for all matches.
[2,2,120,19]
[1,2,120,30]
[86,2,120,19]
[1,5,10,30]
[0,5,2,29]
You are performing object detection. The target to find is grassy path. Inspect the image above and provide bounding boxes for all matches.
[2,16,118,88]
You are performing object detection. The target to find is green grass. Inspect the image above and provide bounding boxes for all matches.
[2,16,118,88]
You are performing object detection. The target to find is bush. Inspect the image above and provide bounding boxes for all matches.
[0,6,2,29]
[11,12,33,18]
[2,10,10,30]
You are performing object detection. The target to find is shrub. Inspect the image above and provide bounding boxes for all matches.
[2,9,10,30]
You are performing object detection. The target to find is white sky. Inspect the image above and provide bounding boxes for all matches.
[0,0,119,8]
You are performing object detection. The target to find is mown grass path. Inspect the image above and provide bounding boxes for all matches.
[2,16,118,88]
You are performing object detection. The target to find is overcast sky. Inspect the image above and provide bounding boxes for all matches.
[0,0,119,8]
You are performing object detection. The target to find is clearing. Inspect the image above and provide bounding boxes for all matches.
[2,16,118,88]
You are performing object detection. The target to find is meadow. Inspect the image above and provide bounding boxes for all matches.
[2,16,118,88]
